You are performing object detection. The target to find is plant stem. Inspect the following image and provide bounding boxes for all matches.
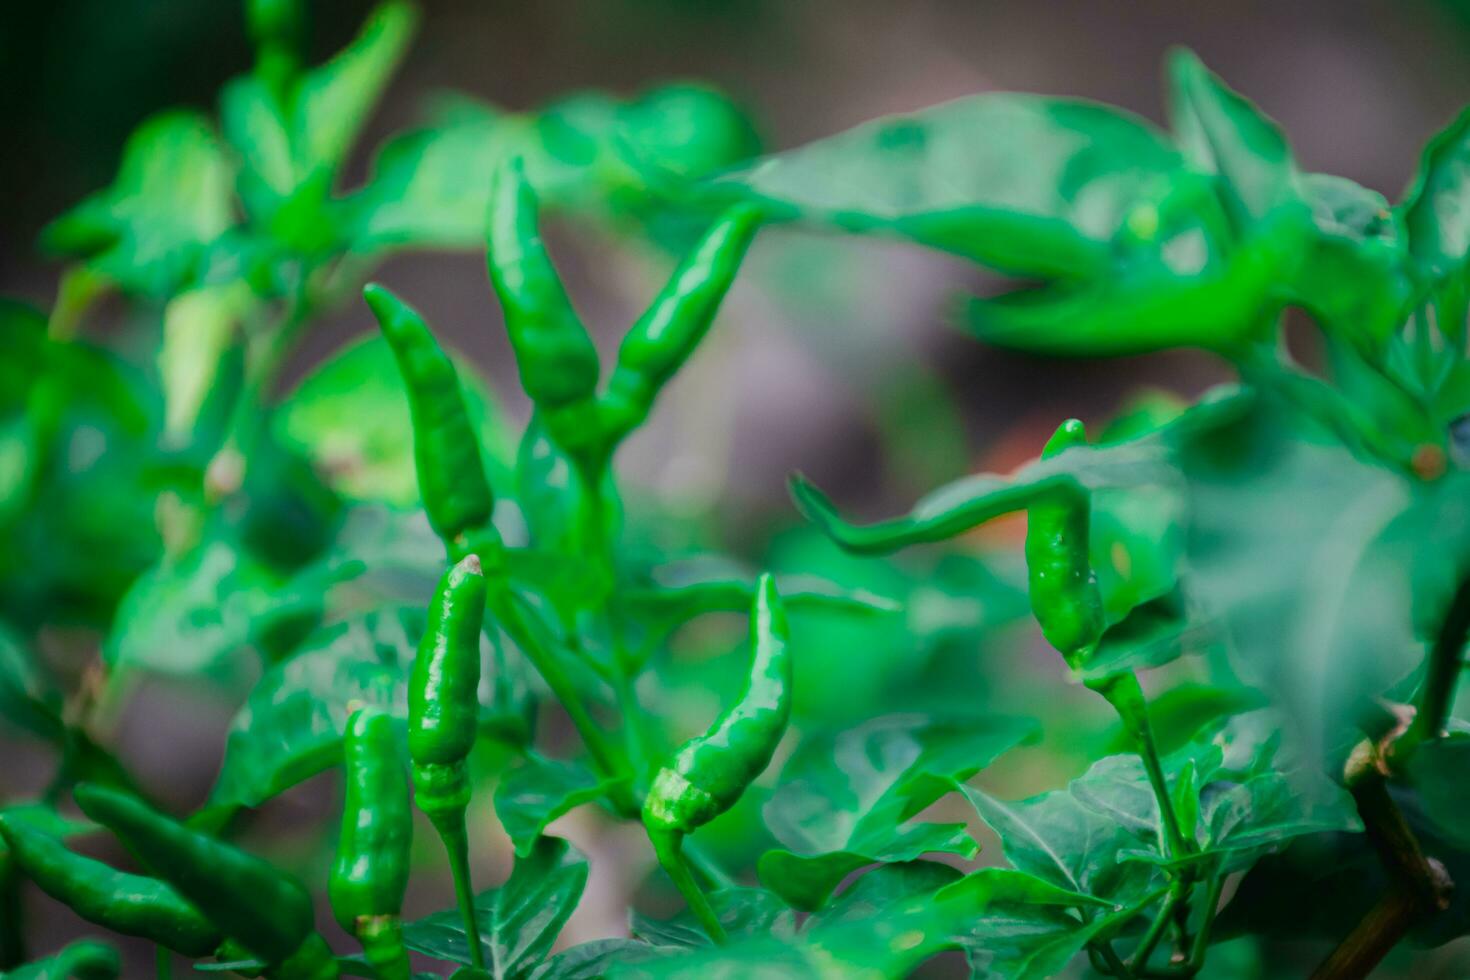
[682,837,738,891]
[1311,744,1453,979]
[1400,571,1470,757]
[1091,672,1192,861]
[649,829,727,945]
[155,945,170,980]
[1090,940,1136,980]
[1128,881,1185,973]
[488,583,627,789]
[429,811,485,971]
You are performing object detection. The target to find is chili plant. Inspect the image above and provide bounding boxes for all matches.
[4,7,1470,979]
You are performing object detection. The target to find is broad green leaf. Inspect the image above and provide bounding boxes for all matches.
[1401,106,1470,282]
[957,905,1123,980]
[275,335,514,507]
[105,536,353,676]
[1402,728,1470,851]
[41,112,235,298]
[632,888,796,949]
[708,94,1187,279]
[1291,173,1411,347]
[402,836,587,976]
[1165,48,1298,229]
[757,713,1037,910]
[159,283,252,442]
[291,1,417,177]
[350,84,757,252]
[1076,589,1220,683]
[210,606,529,808]
[956,782,1154,903]
[526,939,672,980]
[494,755,625,858]
[809,861,962,927]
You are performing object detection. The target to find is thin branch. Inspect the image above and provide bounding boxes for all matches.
[1400,571,1470,756]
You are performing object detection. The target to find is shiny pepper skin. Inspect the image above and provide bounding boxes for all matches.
[3,940,120,980]
[486,156,601,411]
[71,784,337,977]
[408,555,487,815]
[599,204,761,441]
[365,283,496,548]
[330,707,412,932]
[1024,419,1106,668]
[643,574,790,834]
[0,815,221,957]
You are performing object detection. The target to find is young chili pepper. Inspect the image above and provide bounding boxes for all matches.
[330,706,412,980]
[0,816,221,957]
[4,940,120,980]
[484,156,601,413]
[643,574,791,944]
[365,283,496,550]
[598,204,761,443]
[71,784,338,979]
[1023,419,1106,669]
[408,554,489,970]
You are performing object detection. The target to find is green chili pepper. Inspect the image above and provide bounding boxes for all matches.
[642,575,790,944]
[329,707,412,980]
[485,157,600,412]
[0,816,220,957]
[408,554,488,970]
[365,283,496,549]
[70,784,337,979]
[1023,419,1106,668]
[643,573,791,834]
[3,940,119,980]
[599,204,761,442]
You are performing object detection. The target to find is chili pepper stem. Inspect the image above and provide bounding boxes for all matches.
[428,812,485,971]
[357,917,411,980]
[649,829,727,945]
[1399,571,1470,758]
[1128,880,1185,973]
[1089,673,1193,862]
[155,946,170,980]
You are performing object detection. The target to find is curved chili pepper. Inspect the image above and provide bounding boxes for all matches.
[329,707,412,980]
[641,574,790,944]
[71,784,337,978]
[4,940,120,980]
[643,573,791,834]
[1023,419,1106,668]
[407,554,488,970]
[365,283,495,549]
[485,157,600,412]
[599,204,761,442]
[0,816,221,957]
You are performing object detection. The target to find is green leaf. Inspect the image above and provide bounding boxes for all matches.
[105,535,352,676]
[350,84,755,252]
[41,111,235,297]
[1076,589,1220,683]
[158,283,252,443]
[494,755,625,859]
[1165,48,1298,229]
[1401,105,1470,282]
[291,1,417,178]
[210,606,530,808]
[526,939,672,980]
[632,888,796,949]
[957,905,1122,980]
[402,836,587,977]
[756,713,1037,910]
[708,94,1187,279]
[276,335,514,507]
[809,861,962,927]
[1291,174,1411,347]
[956,782,1155,903]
